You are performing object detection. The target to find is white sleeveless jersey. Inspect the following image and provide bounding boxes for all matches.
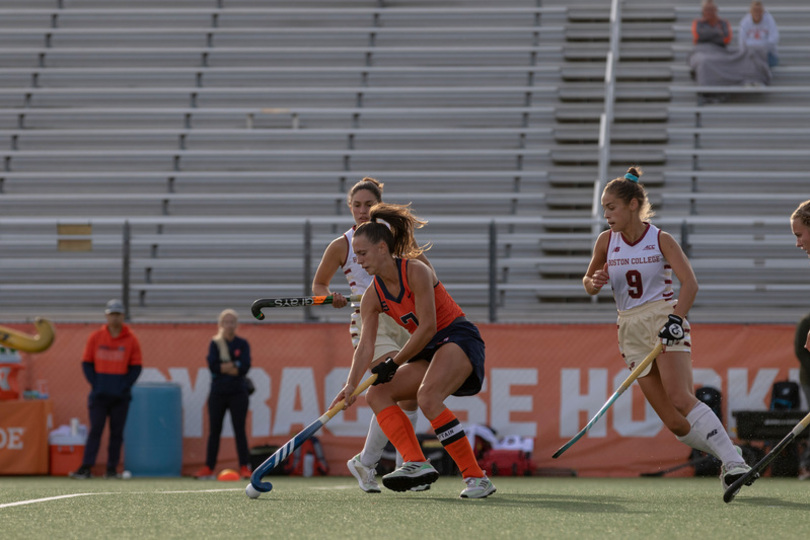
[606,223,674,312]
[342,227,373,296]
[342,227,372,347]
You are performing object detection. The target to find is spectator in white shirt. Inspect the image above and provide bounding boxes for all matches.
[739,1,779,67]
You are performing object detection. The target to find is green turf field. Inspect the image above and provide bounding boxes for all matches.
[2,476,809,539]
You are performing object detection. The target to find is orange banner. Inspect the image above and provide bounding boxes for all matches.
[12,322,803,477]
[0,399,53,475]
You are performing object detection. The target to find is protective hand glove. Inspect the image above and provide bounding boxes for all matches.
[371,357,399,385]
[658,314,685,346]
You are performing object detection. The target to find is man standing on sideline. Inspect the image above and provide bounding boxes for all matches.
[70,299,143,479]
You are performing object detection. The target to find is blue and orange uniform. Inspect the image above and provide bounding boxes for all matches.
[372,258,487,478]
[372,258,484,396]
[80,324,143,473]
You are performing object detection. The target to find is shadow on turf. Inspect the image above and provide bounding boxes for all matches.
[730,496,810,509]
[424,494,639,513]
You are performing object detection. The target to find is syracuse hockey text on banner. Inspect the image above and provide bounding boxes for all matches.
[20,322,800,476]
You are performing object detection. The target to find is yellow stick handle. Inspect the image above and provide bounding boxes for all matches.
[0,318,55,353]
[324,373,378,420]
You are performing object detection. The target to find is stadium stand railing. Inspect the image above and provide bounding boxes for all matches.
[0,0,808,325]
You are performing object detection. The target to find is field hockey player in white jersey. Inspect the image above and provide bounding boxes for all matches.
[583,166,752,491]
[312,177,430,493]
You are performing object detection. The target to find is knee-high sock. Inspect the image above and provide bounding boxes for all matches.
[397,409,419,467]
[430,408,484,478]
[376,405,425,463]
[676,401,741,464]
[359,408,419,468]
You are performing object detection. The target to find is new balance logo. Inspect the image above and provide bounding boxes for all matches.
[613,247,621,252]
[706,429,718,440]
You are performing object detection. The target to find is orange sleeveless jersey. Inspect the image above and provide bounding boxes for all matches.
[372,258,464,334]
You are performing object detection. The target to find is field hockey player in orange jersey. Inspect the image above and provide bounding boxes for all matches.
[329,202,495,499]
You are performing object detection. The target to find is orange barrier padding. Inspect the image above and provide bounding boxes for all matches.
[22,322,799,477]
[0,399,53,475]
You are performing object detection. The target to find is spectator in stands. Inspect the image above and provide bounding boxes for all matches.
[70,299,142,479]
[692,0,733,47]
[583,166,752,492]
[790,199,810,479]
[312,177,426,493]
[739,1,779,67]
[193,309,252,480]
[688,0,771,92]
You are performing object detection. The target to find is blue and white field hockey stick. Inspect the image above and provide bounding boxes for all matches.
[246,373,377,498]
[552,343,663,459]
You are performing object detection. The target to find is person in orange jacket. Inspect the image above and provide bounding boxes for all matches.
[70,299,142,479]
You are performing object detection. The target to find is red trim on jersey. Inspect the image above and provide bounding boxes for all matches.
[620,223,652,247]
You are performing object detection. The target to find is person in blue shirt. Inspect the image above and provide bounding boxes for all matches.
[193,309,252,479]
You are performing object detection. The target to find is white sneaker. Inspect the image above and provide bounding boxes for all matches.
[721,462,752,491]
[460,475,496,499]
[382,461,439,492]
[347,454,380,493]
[409,483,431,492]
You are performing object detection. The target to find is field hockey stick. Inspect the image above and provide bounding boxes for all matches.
[246,373,377,498]
[553,342,663,459]
[0,318,55,353]
[723,409,810,503]
[251,294,363,320]
[640,453,715,477]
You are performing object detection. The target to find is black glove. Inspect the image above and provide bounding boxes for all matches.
[658,314,685,346]
[371,357,399,385]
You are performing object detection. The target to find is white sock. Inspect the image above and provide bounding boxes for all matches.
[676,401,741,464]
[359,415,389,468]
[396,408,419,467]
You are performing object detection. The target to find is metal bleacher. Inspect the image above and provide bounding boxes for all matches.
[0,0,808,325]
[0,0,568,323]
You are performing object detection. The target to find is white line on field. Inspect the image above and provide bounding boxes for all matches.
[0,492,113,509]
[0,488,244,510]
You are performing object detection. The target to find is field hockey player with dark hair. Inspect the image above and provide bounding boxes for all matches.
[583,166,752,491]
[312,177,429,493]
[329,202,495,499]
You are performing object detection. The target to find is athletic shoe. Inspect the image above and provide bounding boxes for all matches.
[382,461,439,492]
[69,465,92,479]
[720,462,752,491]
[347,454,381,493]
[192,466,215,479]
[104,469,122,479]
[460,475,496,499]
[240,465,251,479]
[410,483,431,492]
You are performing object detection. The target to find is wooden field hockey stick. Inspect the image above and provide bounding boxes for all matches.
[251,294,363,320]
[0,318,55,353]
[246,373,377,498]
[553,342,663,459]
[723,410,810,503]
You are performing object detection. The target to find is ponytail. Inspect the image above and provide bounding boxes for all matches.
[604,166,655,221]
[355,202,429,258]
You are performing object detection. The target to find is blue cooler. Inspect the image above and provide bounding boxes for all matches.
[124,382,183,477]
